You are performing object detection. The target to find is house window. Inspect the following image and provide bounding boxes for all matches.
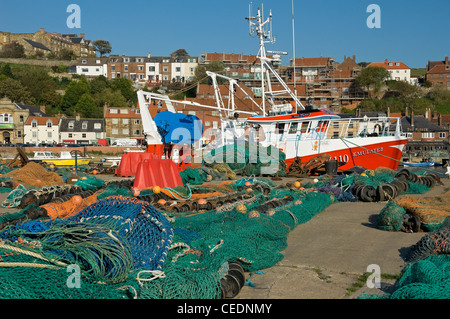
[124,65,128,71]
[421,132,435,138]
[68,133,73,138]
[94,123,101,129]
[82,133,86,138]
[439,132,446,138]
[68,121,74,129]
[32,131,37,138]
[48,132,52,138]
[133,130,140,135]
[122,119,129,124]
[17,131,22,138]
[31,120,37,128]
[122,129,129,135]
[112,129,118,135]
[47,121,52,128]
[133,119,140,125]
[138,66,144,71]
[112,119,118,124]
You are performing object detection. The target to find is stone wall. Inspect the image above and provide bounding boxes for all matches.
[0,57,74,67]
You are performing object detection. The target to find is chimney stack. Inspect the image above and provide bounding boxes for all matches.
[352,54,356,62]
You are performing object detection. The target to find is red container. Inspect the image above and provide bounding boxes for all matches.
[133,159,183,190]
[115,152,159,177]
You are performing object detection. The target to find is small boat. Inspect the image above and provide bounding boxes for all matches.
[31,151,91,166]
[403,161,434,167]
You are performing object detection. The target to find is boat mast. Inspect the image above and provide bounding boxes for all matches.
[246,4,304,114]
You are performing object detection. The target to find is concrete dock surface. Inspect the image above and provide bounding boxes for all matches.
[236,177,449,299]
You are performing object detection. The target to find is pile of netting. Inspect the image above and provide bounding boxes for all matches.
[0,195,174,298]
[0,176,334,299]
[299,167,437,203]
[377,190,450,233]
[202,142,287,178]
[359,221,450,299]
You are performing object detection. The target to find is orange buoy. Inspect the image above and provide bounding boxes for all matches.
[236,204,247,214]
[293,181,301,188]
[248,210,260,218]
[153,186,161,194]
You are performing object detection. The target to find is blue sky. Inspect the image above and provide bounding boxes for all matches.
[0,0,448,68]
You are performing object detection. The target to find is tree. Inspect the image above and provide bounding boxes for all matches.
[59,49,76,61]
[75,93,102,118]
[60,77,90,114]
[93,87,127,108]
[93,40,112,57]
[194,60,225,84]
[386,80,421,111]
[19,68,60,106]
[171,49,189,59]
[111,78,136,104]
[90,75,110,94]
[0,42,25,58]
[0,78,34,104]
[354,66,390,97]
[0,64,14,79]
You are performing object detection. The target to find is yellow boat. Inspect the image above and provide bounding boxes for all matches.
[32,151,91,166]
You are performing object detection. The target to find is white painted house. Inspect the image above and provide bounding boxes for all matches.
[59,118,105,145]
[76,57,108,77]
[368,59,412,84]
[24,116,60,145]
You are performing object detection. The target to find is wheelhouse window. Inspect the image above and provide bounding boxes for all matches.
[289,122,298,134]
[275,123,286,134]
[300,121,310,133]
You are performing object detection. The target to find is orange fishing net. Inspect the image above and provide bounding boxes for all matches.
[394,190,450,229]
[42,194,98,219]
[4,162,64,188]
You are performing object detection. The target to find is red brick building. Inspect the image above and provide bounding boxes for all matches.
[426,56,450,88]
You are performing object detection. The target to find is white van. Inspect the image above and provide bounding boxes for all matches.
[111,139,138,147]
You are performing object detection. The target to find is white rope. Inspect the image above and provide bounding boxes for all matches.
[136,269,166,286]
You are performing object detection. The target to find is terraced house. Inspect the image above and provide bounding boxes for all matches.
[0,97,47,144]
[0,28,95,57]
[426,56,450,88]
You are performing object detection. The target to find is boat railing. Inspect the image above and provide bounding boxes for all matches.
[328,116,402,139]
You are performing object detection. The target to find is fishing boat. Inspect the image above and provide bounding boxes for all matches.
[403,161,435,168]
[136,5,408,172]
[31,150,91,166]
